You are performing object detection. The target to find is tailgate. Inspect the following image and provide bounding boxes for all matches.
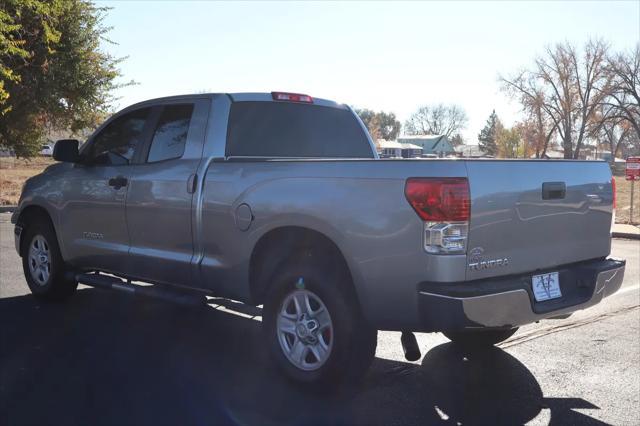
[465,160,613,281]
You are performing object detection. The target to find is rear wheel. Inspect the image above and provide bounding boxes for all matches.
[21,219,77,301]
[263,255,377,388]
[443,328,518,349]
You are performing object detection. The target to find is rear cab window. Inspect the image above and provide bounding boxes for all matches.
[147,104,194,163]
[226,102,373,158]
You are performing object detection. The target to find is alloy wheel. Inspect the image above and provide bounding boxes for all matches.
[28,235,51,286]
[277,288,334,371]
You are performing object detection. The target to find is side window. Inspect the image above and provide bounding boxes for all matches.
[147,104,194,163]
[88,108,150,166]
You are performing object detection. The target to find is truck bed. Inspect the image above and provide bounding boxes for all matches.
[197,157,614,329]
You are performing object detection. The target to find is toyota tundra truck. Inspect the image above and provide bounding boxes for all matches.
[12,92,625,387]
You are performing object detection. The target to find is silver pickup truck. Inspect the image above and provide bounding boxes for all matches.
[12,92,625,387]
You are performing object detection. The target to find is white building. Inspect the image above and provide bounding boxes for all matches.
[377,140,424,158]
[377,140,403,158]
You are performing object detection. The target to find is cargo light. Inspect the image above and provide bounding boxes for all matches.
[404,178,470,254]
[271,92,313,103]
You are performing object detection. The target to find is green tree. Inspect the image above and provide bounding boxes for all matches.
[478,110,502,156]
[355,108,401,140]
[496,126,522,158]
[0,6,28,113]
[450,133,465,148]
[0,0,131,157]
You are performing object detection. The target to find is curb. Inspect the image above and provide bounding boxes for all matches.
[612,232,640,240]
[0,206,17,213]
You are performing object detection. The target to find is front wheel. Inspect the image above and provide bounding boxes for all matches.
[21,219,77,301]
[443,328,518,349]
[263,256,377,388]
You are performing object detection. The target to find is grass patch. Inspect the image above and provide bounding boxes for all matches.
[615,177,640,225]
[0,157,54,205]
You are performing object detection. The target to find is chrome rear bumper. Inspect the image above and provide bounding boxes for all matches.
[418,258,625,331]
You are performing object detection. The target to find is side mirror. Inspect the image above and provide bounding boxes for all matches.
[53,139,80,162]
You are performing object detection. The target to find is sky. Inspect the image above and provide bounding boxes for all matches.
[99,1,639,143]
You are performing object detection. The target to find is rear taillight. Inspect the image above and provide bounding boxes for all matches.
[404,178,470,254]
[271,92,313,103]
[611,177,617,231]
[612,177,617,209]
[405,178,470,221]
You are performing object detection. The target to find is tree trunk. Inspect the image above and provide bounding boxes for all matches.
[573,142,582,159]
[563,134,573,159]
[609,140,616,165]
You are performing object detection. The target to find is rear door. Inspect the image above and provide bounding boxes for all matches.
[124,99,210,286]
[465,160,613,281]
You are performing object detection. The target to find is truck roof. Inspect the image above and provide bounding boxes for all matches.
[121,92,345,112]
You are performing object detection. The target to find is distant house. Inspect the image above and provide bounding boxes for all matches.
[400,142,423,158]
[455,144,487,158]
[377,140,424,158]
[397,135,455,157]
[581,147,619,161]
[378,140,403,158]
[538,149,565,159]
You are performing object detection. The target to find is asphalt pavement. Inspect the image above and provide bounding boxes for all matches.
[1,212,638,426]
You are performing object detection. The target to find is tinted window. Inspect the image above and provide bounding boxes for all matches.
[226,102,373,158]
[89,108,150,165]
[147,104,194,163]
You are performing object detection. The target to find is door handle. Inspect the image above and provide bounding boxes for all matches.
[108,176,128,189]
[542,182,566,200]
[187,173,197,194]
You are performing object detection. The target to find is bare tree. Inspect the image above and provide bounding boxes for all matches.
[501,40,613,159]
[603,44,640,140]
[622,131,640,157]
[404,104,468,138]
[599,117,633,162]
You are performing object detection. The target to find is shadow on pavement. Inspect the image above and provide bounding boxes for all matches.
[0,289,606,426]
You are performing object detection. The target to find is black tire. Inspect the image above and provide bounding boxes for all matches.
[443,327,518,349]
[263,253,377,388]
[21,218,77,301]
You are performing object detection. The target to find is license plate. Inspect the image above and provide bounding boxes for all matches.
[532,272,562,302]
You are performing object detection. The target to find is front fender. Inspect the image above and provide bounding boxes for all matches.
[13,189,66,260]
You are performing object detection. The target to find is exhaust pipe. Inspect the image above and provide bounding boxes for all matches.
[401,331,421,361]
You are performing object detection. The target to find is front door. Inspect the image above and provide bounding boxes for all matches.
[59,107,153,274]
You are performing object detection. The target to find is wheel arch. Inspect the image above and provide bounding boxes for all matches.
[248,226,360,309]
[15,204,58,257]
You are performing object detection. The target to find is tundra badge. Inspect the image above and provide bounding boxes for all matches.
[468,247,509,271]
[83,232,104,240]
